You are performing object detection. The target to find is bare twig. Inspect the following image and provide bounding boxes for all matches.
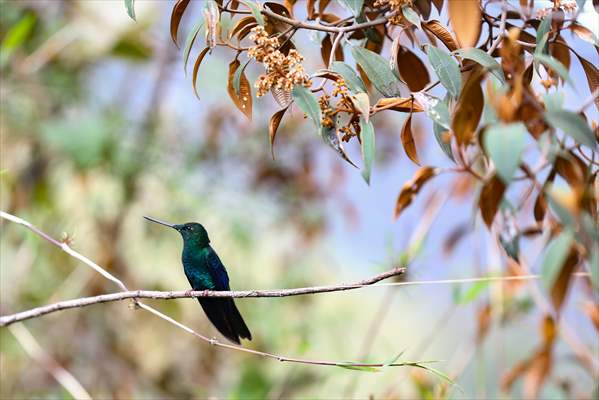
[0,211,413,369]
[2,271,591,327]
[8,323,92,400]
[259,8,395,34]
[487,2,507,55]
[0,267,405,326]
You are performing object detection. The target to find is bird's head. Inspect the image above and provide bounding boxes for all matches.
[144,216,210,246]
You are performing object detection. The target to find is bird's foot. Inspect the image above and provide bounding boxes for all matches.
[184,289,194,297]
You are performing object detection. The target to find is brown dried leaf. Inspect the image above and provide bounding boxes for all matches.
[170,0,191,48]
[269,107,289,158]
[414,0,431,19]
[570,23,599,48]
[452,69,484,146]
[549,41,571,84]
[401,113,420,165]
[307,0,316,19]
[534,191,547,222]
[478,174,506,227]
[576,53,599,111]
[236,22,259,41]
[555,152,586,189]
[283,0,297,16]
[264,1,291,17]
[320,33,343,67]
[229,16,257,40]
[192,47,211,99]
[374,97,424,112]
[550,249,579,311]
[394,166,438,219]
[318,0,331,15]
[227,59,252,120]
[448,0,481,48]
[395,46,430,92]
[424,20,459,51]
[264,2,292,35]
[432,0,443,12]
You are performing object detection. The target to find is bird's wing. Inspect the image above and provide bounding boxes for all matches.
[205,246,231,291]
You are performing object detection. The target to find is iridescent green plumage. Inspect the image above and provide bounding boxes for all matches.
[144,216,251,344]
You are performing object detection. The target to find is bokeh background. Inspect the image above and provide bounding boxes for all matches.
[1,0,597,398]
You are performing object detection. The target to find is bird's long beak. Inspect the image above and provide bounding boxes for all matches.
[143,215,177,229]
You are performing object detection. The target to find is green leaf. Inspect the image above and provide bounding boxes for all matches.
[590,244,599,293]
[541,230,574,291]
[535,14,552,55]
[124,0,136,20]
[330,61,367,93]
[240,0,264,26]
[543,92,564,113]
[292,85,321,129]
[337,0,364,17]
[183,19,204,75]
[337,363,380,372]
[483,122,527,183]
[233,58,252,96]
[402,6,421,29]
[351,46,401,97]
[534,53,574,88]
[0,13,36,67]
[455,48,505,83]
[359,117,375,184]
[433,122,454,161]
[428,99,451,129]
[412,364,458,387]
[545,110,596,148]
[454,281,489,305]
[427,46,461,98]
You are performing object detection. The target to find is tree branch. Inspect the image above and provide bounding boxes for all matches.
[0,211,413,369]
[0,267,405,326]
[257,8,395,34]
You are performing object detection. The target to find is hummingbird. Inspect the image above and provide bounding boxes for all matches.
[143,216,252,344]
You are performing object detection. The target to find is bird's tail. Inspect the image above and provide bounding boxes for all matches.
[198,298,252,344]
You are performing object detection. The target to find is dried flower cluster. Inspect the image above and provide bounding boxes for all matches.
[374,0,413,25]
[318,79,359,138]
[248,26,311,97]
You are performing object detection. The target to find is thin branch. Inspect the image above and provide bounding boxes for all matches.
[8,323,92,400]
[1,271,590,327]
[259,8,395,34]
[0,211,413,369]
[487,2,507,55]
[0,267,405,326]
